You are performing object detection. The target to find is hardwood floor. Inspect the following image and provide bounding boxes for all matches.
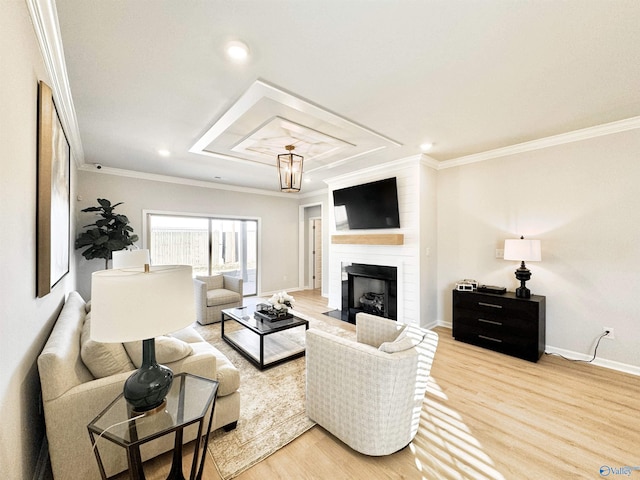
[136,289,640,479]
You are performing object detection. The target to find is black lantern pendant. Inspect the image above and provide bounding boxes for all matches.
[277,145,303,192]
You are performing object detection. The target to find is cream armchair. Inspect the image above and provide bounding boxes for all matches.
[306,312,438,456]
[194,274,243,325]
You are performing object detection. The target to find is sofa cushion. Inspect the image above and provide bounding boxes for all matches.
[197,274,224,290]
[206,289,241,307]
[124,336,194,368]
[169,326,205,344]
[80,314,135,378]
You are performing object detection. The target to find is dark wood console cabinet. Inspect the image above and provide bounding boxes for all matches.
[452,290,546,362]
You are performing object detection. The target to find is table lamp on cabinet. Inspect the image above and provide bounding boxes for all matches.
[503,236,542,299]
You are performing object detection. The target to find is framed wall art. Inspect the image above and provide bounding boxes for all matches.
[37,80,70,297]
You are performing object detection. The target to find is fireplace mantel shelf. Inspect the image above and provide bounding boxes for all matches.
[331,234,404,245]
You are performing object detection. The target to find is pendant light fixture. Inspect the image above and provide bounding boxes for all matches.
[277,145,303,192]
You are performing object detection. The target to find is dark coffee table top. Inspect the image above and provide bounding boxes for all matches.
[222,305,308,336]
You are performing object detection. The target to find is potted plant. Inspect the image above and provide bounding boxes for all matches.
[75,198,139,269]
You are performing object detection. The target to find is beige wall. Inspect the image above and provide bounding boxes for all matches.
[75,170,302,300]
[0,1,77,478]
[437,129,640,371]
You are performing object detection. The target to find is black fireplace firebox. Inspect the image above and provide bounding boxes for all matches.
[341,263,397,324]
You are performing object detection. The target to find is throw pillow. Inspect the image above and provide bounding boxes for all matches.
[378,328,424,353]
[80,314,135,378]
[124,336,193,368]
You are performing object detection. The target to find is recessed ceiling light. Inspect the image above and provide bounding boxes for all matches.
[226,40,249,61]
[420,142,433,152]
[158,149,171,157]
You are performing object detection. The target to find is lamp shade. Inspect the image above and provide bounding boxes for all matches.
[90,265,195,343]
[504,238,542,262]
[112,249,150,269]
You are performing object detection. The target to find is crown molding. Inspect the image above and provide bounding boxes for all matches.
[324,154,423,187]
[439,116,640,169]
[77,164,322,199]
[27,0,84,167]
[420,153,440,170]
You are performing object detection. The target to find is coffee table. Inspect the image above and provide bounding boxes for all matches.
[221,305,309,369]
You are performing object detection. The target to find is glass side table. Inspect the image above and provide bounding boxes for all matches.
[88,373,218,480]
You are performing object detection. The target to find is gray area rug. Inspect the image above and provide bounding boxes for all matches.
[194,309,353,479]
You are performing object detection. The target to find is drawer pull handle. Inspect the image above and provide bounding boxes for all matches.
[478,334,502,343]
[478,318,503,326]
[478,302,502,309]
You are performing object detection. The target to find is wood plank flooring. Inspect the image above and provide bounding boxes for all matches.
[131,289,640,479]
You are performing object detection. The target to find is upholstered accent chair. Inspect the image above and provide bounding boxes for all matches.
[194,274,243,325]
[306,312,439,456]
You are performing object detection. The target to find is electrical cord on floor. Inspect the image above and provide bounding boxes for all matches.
[545,331,609,363]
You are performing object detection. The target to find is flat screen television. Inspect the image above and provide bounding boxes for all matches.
[333,177,401,230]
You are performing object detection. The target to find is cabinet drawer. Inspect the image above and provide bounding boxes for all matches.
[453,294,540,322]
[453,318,535,348]
[454,328,541,362]
[453,307,537,334]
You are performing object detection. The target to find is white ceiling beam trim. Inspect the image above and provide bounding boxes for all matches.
[190,79,403,157]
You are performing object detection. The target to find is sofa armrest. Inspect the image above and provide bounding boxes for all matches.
[222,275,243,297]
[355,312,405,347]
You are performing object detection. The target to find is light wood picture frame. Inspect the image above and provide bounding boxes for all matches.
[37,80,70,297]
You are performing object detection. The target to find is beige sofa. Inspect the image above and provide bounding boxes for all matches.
[38,291,240,480]
[194,274,243,325]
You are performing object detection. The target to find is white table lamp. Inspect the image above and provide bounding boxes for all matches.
[112,249,150,269]
[91,264,195,412]
[504,236,542,299]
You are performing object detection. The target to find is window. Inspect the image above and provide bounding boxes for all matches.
[147,214,258,296]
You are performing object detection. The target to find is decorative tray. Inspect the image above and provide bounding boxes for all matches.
[254,310,294,322]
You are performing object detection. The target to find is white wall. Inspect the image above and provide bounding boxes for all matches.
[419,160,438,326]
[437,129,640,371]
[76,170,302,300]
[0,2,77,477]
[298,190,329,295]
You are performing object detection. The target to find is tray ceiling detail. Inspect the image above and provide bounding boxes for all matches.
[190,80,402,174]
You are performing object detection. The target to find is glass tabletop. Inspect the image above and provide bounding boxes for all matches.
[88,373,218,447]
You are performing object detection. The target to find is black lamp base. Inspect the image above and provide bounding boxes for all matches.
[124,338,173,413]
[514,261,533,299]
[515,285,531,299]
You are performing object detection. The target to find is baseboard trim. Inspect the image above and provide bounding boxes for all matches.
[545,346,640,376]
[436,321,639,376]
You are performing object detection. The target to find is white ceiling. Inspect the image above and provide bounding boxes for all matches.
[51,0,640,194]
